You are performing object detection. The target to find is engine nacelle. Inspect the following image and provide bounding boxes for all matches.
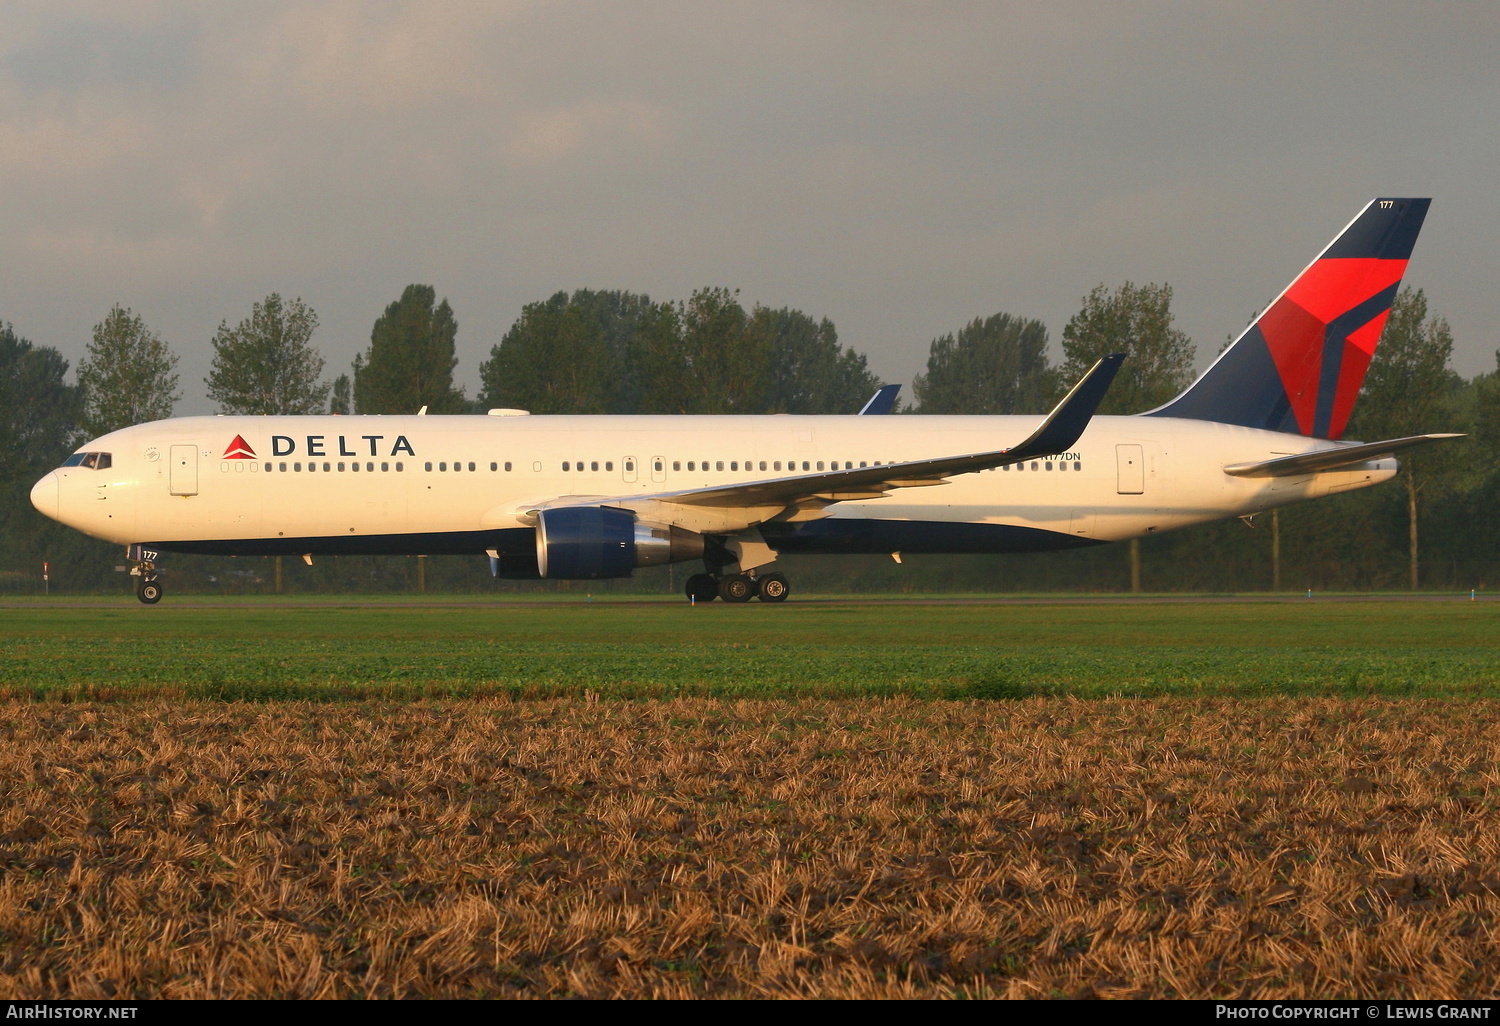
[534,507,704,579]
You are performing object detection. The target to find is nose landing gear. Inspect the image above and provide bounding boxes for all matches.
[128,546,162,604]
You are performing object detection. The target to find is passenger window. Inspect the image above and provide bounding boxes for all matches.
[1031,462,1038,471]
[860,461,867,468]
[490,462,497,471]
[294,462,302,472]
[1045,462,1053,471]
[366,462,374,472]
[265,463,273,472]
[424,462,432,471]
[653,459,663,473]
[816,461,824,470]
[688,461,695,471]
[604,461,612,471]
[440,462,448,471]
[1074,462,1082,471]
[338,462,345,472]
[713,461,722,471]
[504,462,512,472]
[730,461,738,471]
[323,462,331,472]
[352,462,360,472]
[773,461,781,471]
[382,462,390,472]
[591,461,599,472]
[279,462,287,472]
[672,461,681,471]
[758,461,766,471]
[468,462,475,472]
[395,462,403,471]
[454,461,462,472]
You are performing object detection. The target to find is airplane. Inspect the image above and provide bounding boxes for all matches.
[30,198,1459,604]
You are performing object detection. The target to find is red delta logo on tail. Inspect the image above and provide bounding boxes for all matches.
[1260,254,1407,439]
[223,435,256,460]
[1147,198,1430,440]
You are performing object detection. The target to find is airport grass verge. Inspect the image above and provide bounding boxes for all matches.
[1,599,1496,701]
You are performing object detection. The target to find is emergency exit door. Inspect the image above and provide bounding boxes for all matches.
[1116,444,1144,494]
[169,445,199,495]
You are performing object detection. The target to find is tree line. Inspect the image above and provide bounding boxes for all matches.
[2,277,1497,595]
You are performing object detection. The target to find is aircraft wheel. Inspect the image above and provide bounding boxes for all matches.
[717,574,754,603]
[685,573,719,603]
[137,580,163,605]
[756,573,789,603]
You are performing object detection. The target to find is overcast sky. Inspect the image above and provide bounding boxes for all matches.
[3,1,1496,414]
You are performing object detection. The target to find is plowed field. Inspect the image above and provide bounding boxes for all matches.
[2,698,1496,999]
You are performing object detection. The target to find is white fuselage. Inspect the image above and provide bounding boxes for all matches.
[31,413,1396,558]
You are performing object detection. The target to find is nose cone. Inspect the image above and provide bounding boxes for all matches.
[30,471,60,521]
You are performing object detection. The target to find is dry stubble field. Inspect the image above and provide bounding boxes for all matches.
[2,695,1497,999]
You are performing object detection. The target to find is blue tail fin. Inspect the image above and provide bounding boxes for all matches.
[1148,198,1430,439]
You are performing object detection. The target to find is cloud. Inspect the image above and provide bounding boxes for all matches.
[507,99,666,165]
[0,0,1497,412]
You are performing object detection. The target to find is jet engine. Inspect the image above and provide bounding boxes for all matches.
[534,506,704,579]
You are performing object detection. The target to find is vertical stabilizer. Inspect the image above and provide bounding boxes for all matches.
[1148,198,1430,439]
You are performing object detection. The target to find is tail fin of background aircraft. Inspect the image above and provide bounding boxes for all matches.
[1147,198,1430,439]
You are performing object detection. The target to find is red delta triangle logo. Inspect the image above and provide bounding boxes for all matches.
[223,435,257,460]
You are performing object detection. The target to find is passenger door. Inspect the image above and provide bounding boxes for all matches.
[169,445,199,496]
[1115,444,1144,495]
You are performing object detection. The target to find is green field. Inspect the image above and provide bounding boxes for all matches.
[2,597,1496,701]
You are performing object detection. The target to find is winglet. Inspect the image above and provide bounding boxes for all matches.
[1004,353,1125,461]
[858,384,901,415]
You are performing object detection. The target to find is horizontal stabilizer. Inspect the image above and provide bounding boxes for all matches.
[1223,433,1463,478]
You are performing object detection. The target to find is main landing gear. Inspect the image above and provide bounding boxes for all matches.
[684,571,790,604]
[128,547,162,604]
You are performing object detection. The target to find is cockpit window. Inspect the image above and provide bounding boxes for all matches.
[61,452,111,470]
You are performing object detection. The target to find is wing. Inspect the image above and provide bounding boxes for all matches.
[516,354,1124,531]
[1222,433,1463,478]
